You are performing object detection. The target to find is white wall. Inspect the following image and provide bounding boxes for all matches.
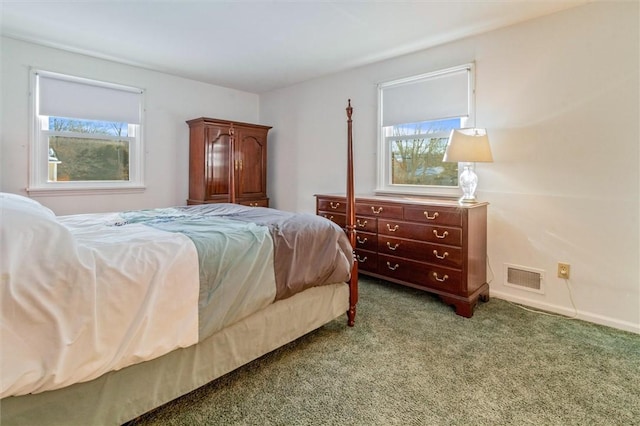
[1,37,260,215]
[260,2,640,333]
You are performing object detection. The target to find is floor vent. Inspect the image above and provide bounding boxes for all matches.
[504,264,544,294]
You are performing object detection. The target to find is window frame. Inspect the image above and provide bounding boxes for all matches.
[376,63,475,197]
[28,69,146,195]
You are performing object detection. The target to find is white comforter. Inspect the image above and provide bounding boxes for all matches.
[0,194,202,397]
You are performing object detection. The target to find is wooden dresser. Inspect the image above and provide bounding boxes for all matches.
[316,194,489,317]
[187,117,271,207]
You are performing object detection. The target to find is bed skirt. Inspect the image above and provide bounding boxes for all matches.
[0,282,349,426]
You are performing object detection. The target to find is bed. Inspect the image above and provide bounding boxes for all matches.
[0,101,359,425]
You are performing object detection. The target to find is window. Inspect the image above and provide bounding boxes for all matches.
[377,64,473,196]
[29,70,144,194]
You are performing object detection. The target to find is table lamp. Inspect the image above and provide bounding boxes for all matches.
[443,128,493,203]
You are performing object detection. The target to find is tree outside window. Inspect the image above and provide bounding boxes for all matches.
[45,117,131,182]
[386,118,462,187]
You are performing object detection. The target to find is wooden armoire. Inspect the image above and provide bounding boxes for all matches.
[186,117,271,207]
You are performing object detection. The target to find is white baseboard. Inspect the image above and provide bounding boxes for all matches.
[490,290,640,335]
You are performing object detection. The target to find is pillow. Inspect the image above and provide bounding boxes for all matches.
[0,192,56,219]
[1,192,76,278]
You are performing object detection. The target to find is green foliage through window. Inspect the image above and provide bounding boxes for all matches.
[386,118,461,187]
[46,116,132,182]
[49,137,129,181]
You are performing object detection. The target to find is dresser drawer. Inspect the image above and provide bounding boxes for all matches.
[428,244,462,268]
[379,254,461,293]
[378,220,462,246]
[355,249,377,273]
[355,216,377,233]
[378,235,462,268]
[317,198,346,213]
[355,231,377,252]
[356,202,403,219]
[319,212,345,227]
[404,205,462,227]
[319,210,376,233]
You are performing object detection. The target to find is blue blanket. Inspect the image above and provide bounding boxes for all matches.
[121,203,353,340]
[122,208,275,340]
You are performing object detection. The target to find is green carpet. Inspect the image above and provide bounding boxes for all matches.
[128,277,640,425]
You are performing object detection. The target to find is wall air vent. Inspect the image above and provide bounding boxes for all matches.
[504,264,544,294]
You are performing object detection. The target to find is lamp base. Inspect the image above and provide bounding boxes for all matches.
[458,163,479,204]
[458,195,478,204]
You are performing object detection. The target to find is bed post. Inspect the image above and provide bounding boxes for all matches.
[345,100,358,326]
[228,124,236,204]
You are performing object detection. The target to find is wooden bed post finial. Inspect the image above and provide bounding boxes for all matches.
[345,99,358,326]
[228,123,236,204]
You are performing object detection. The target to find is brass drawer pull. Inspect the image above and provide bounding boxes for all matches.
[356,255,368,263]
[386,224,399,232]
[433,272,449,282]
[433,250,449,259]
[433,230,448,239]
[249,203,259,207]
[386,262,399,271]
[323,214,334,221]
[356,236,368,244]
[386,242,399,251]
[371,206,383,214]
[357,219,368,227]
[330,202,340,209]
[424,211,439,220]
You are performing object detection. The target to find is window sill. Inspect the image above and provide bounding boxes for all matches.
[26,185,146,197]
[375,186,460,198]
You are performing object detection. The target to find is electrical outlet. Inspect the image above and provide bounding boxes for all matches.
[557,262,570,279]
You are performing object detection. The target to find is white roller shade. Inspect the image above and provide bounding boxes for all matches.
[38,72,142,124]
[381,65,471,127]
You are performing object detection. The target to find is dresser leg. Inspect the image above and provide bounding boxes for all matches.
[446,298,475,318]
[440,283,490,318]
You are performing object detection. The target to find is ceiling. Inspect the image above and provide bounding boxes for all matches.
[1,0,591,94]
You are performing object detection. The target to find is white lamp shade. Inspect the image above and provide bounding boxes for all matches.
[443,128,493,163]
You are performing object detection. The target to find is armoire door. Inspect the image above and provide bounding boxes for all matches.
[205,126,232,201]
[235,127,267,200]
